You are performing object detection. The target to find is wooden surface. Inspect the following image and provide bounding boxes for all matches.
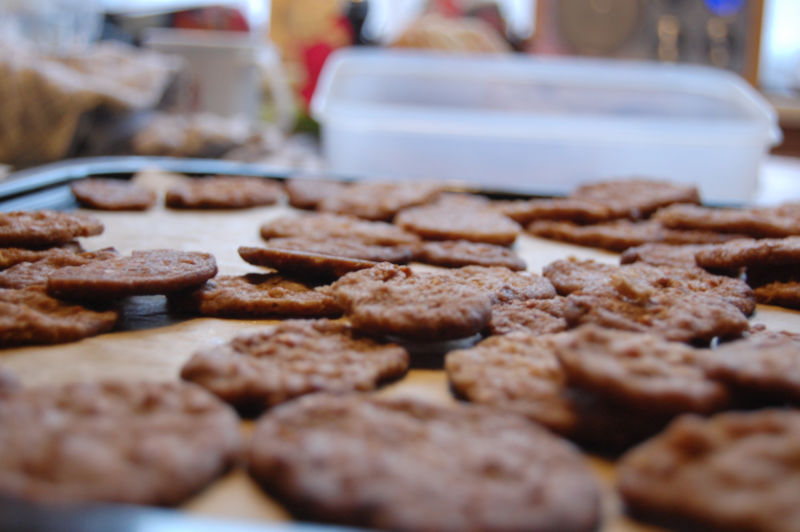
[1,169,799,531]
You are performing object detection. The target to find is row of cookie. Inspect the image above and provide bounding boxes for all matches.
[0,371,603,532]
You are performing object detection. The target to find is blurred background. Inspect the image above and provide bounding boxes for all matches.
[0,0,798,174]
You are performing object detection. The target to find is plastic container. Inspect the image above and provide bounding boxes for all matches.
[311,48,782,203]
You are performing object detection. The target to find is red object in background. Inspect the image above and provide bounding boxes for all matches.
[173,6,249,32]
[298,16,354,108]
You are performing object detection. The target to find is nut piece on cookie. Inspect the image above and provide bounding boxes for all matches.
[0,211,103,248]
[181,319,409,414]
[166,176,284,209]
[71,178,156,211]
[0,380,240,505]
[248,393,602,532]
[47,249,217,300]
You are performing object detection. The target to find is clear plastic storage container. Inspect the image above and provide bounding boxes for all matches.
[311,48,782,203]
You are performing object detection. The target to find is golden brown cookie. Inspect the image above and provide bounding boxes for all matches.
[569,178,700,219]
[495,197,613,225]
[238,246,378,280]
[487,296,569,335]
[695,237,800,270]
[70,178,156,210]
[165,176,284,209]
[654,202,800,238]
[0,211,103,248]
[330,263,493,340]
[0,242,84,270]
[0,248,118,289]
[412,240,526,270]
[260,213,420,246]
[47,249,217,299]
[620,242,717,269]
[285,177,347,210]
[264,237,414,264]
[177,273,341,318]
[0,380,240,505]
[181,320,408,414]
[249,393,602,532]
[450,265,557,303]
[617,409,800,532]
[0,286,118,347]
[317,180,444,221]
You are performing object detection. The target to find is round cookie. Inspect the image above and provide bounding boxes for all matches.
[496,197,613,225]
[413,240,526,270]
[0,242,84,270]
[238,246,378,280]
[620,242,715,269]
[653,202,800,238]
[617,409,800,532]
[285,177,347,210]
[0,286,118,347]
[488,297,569,335]
[180,319,409,414]
[0,248,118,289]
[330,263,493,341]
[0,380,241,505]
[569,178,700,219]
[248,393,602,532]
[450,265,557,303]
[71,178,156,210]
[0,211,103,248]
[264,237,414,264]
[165,176,284,209]
[47,249,217,299]
[260,213,420,246]
[317,180,444,221]
[695,236,800,269]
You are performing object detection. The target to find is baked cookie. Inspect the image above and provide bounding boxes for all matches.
[0,248,118,288]
[703,327,800,403]
[0,242,84,270]
[70,178,156,210]
[181,320,408,414]
[620,242,716,269]
[528,219,740,253]
[248,393,601,532]
[165,176,284,209]
[317,180,444,221]
[487,296,569,335]
[177,273,341,318]
[752,280,800,308]
[617,409,800,532]
[263,236,414,264]
[450,265,557,303]
[495,197,613,225]
[238,246,378,280]
[47,249,217,299]
[330,263,493,340]
[0,286,118,347]
[395,199,521,246]
[695,236,800,270]
[285,177,347,210]
[0,380,240,505]
[549,325,730,415]
[0,211,103,248]
[412,240,526,270]
[260,213,420,246]
[569,178,700,219]
[654,202,800,238]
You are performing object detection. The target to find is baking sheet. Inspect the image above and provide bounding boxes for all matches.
[1,166,798,532]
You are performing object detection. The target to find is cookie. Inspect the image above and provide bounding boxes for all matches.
[695,236,800,270]
[318,180,444,221]
[549,325,730,415]
[0,248,118,289]
[620,242,716,269]
[751,280,800,308]
[0,242,84,270]
[330,263,492,340]
[395,199,521,246]
[528,219,740,252]
[654,202,800,238]
[285,177,347,210]
[0,380,240,505]
[181,319,409,414]
[264,237,414,264]
[487,296,569,335]
[165,176,284,209]
[703,327,800,403]
[70,178,156,210]
[260,213,420,246]
[0,211,103,248]
[412,240,526,270]
[569,178,700,219]
[617,409,800,532]
[177,273,341,318]
[495,197,613,225]
[0,286,118,346]
[238,246,378,280]
[47,249,217,299]
[450,265,557,303]
[248,393,601,532]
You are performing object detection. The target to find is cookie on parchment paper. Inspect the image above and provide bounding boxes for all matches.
[260,213,420,246]
[654,202,800,238]
[450,265,556,303]
[317,180,445,221]
[263,236,414,264]
[0,286,118,347]
[177,273,341,319]
[569,178,700,219]
[47,249,217,300]
[0,242,85,270]
[619,242,717,269]
[181,319,408,414]
[248,393,602,532]
[165,176,284,209]
[0,248,118,289]
[330,263,493,341]
[617,409,800,532]
[0,380,240,505]
[239,246,378,281]
[412,240,526,270]
[487,296,569,336]
[0,211,103,248]
[70,178,156,211]
[285,177,347,210]
[695,236,800,270]
[495,197,613,225]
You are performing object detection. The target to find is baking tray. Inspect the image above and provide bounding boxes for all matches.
[1,156,798,532]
